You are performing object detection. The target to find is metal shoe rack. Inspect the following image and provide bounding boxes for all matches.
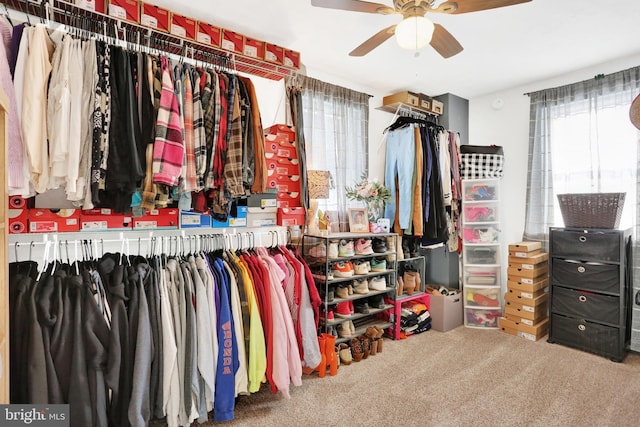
[391,256,430,339]
[302,232,398,344]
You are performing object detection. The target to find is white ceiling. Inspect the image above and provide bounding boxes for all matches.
[152,0,640,99]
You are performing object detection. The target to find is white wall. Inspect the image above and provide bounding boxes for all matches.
[469,53,640,248]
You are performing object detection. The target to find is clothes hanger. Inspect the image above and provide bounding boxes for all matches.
[1,0,13,26]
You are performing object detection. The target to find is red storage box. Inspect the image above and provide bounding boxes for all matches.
[8,209,29,234]
[29,209,81,233]
[267,174,301,194]
[171,13,197,40]
[221,29,244,54]
[74,0,107,14]
[265,43,285,65]
[264,135,296,158]
[284,49,301,69]
[243,37,265,59]
[140,2,171,33]
[276,192,301,209]
[108,0,140,23]
[277,207,305,226]
[265,124,296,142]
[266,156,300,177]
[197,21,222,47]
[133,208,179,230]
[80,208,133,231]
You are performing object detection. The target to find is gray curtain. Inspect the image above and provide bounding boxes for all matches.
[524,66,640,244]
[286,75,369,232]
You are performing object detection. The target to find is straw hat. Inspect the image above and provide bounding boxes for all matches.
[630,93,640,130]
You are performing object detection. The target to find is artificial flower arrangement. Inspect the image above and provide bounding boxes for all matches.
[345,173,391,222]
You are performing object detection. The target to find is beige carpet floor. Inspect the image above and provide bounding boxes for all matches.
[222,326,640,426]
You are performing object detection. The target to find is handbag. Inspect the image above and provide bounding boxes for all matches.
[459,145,504,179]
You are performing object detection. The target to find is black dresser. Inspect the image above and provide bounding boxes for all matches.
[548,227,632,362]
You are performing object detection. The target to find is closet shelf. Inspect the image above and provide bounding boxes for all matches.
[6,0,297,81]
[376,102,440,118]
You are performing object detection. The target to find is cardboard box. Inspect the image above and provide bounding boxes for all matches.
[8,195,31,209]
[284,49,300,68]
[8,209,28,234]
[429,287,463,332]
[508,252,548,265]
[277,207,305,227]
[265,124,296,142]
[506,286,548,301]
[507,277,549,293]
[507,263,548,279]
[221,29,244,54]
[170,14,197,40]
[247,207,277,227]
[243,37,265,59]
[265,43,285,64]
[418,93,431,111]
[383,91,420,108]
[197,21,222,47]
[504,290,548,307]
[179,210,212,229]
[140,2,171,33]
[509,241,542,253]
[499,317,549,341]
[509,249,542,259]
[504,300,548,322]
[133,208,179,230]
[80,208,132,231]
[29,209,81,233]
[75,0,107,14]
[108,0,139,23]
[247,192,277,208]
[212,206,248,228]
[508,259,549,271]
[430,99,444,115]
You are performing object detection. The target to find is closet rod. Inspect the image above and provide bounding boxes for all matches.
[4,0,296,80]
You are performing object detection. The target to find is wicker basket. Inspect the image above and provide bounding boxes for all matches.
[557,193,625,229]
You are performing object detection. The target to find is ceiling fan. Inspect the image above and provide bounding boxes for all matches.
[310,0,532,58]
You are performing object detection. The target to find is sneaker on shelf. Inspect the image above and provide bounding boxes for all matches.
[327,264,335,280]
[348,281,355,295]
[370,258,387,272]
[369,276,387,291]
[353,279,369,295]
[322,310,335,321]
[337,322,352,338]
[372,238,387,253]
[354,301,371,314]
[338,239,355,257]
[354,261,370,275]
[369,295,385,309]
[335,284,350,299]
[355,238,374,255]
[309,242,326,258]
[328,240,339,259]
[335,301,352,318]
[334,262,354,278]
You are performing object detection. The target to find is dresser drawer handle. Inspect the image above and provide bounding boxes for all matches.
[577,266,586,273]
[578,295,587,302]
[578,324,586,331]
[579,236,587,243]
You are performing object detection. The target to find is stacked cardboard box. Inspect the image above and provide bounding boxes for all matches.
[499,241,550,341]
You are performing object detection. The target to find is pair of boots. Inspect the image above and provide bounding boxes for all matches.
[304,334,338,377]
[403,271,421,295]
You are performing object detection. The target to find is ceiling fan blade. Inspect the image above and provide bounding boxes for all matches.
[434,0,531,14]
[429,24,463,58]
[311,0,396,14]
[349,25,396,56]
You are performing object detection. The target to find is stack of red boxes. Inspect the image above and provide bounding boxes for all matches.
[264,124,305,226]
[499,241,550,341]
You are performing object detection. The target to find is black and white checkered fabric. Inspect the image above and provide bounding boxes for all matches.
[460,153,504,179]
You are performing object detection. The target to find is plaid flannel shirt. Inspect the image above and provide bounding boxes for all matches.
[191,68,207,191]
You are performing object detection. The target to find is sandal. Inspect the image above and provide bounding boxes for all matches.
[338,343,352,365]
[349,338,364,362]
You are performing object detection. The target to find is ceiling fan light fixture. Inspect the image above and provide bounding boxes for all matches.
[395,16,435,50]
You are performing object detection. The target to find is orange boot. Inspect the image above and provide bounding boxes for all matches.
[322,333,338,376]
[303,335,327,377]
